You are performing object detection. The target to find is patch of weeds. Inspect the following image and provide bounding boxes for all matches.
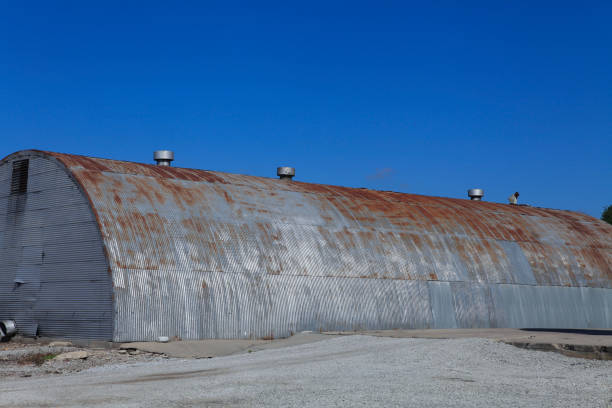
[18,353,58,366]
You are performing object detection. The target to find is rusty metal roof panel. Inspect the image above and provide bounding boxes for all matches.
[43,150,612,288]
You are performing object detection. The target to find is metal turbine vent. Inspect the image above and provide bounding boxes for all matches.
[154,150,174,166]
[468,188,484,201]
[277,167,295,180]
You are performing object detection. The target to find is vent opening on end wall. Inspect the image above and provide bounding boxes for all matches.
[10,159,29,195]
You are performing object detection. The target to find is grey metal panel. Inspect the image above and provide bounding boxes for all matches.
[0,227,42,248]
[487,284,608,329]
[11,204,95,229]
[450,282,494,328]
[14,265,41,286]
[112,267,612,340]
[40,261,109,282]
[0,225,38,249]
[43,240,106,264]
[488,284,526,328]
[498,240,537,285]
[1,187,86,213]
[0,195,7,215]
[36,281,112,304]
[21,246,43,265]
[6,266,41,336]
[580,287,611,328]
[0,170,77,198]
[25,156,60,177]
[0,153,112,340]
[0,162,10,186]
[41,221,102,245]
[113,269,433,341]
[428,281,458,329]
[27,169,79,192]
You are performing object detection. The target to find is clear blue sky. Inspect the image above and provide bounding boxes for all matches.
[1,2,610,218]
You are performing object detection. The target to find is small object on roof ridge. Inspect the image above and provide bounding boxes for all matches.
[154,150,174,166]
[468,189,484,201]
[508,191,519,205]
[277,167,295,180]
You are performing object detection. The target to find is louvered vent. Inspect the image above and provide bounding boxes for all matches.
[10,159,29,194]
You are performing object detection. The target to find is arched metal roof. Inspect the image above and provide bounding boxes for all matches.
[4,150,611,340]
[45,150,611,286]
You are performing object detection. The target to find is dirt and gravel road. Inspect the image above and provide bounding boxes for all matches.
[0,339,164,378]
[1,335,610,407]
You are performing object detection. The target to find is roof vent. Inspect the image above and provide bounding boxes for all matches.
[508,192,519,205]
[468,188,484,201]
[277,166,295,180]
[154,150,174,166]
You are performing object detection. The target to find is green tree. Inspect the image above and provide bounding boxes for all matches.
[602,205,612,225]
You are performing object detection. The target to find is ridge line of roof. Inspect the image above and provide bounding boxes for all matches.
[0,149,599,220]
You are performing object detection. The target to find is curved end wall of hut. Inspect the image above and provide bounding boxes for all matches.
[0,151,113,340]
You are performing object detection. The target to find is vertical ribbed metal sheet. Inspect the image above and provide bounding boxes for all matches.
[2,150,611,341]
[0,152,112,340]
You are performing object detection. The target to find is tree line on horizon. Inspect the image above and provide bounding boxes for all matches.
[603,205,612,225]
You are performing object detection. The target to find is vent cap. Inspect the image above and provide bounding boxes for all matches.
[154,150,174,166]
[468,188,484,201]
[277,167,295,180]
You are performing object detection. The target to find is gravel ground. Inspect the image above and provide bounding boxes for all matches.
[0,340,165,378]
[0,335,610,407]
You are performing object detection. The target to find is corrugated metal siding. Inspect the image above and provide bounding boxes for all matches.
[112,269,434,340]
[42,151,612,340]
[112,269,612,341]
[0,153,112,340]
[4,150,612,340]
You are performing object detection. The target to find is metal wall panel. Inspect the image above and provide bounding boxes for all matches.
[498,240,537,285]
[449,282,494,328]
[487,284,610,329]
[578,287,609,328]
[0,152,112,340]
[427,281,458,329]
[113,268,433,341]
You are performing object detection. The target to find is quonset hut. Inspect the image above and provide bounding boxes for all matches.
[0,150,611,341]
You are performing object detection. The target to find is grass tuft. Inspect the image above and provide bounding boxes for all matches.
[18,353,58,366]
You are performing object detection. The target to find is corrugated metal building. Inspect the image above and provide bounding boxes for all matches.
[1,149,611,341]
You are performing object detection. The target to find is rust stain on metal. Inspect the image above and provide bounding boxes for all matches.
[38,150,612,290]
[5,149,611,340]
